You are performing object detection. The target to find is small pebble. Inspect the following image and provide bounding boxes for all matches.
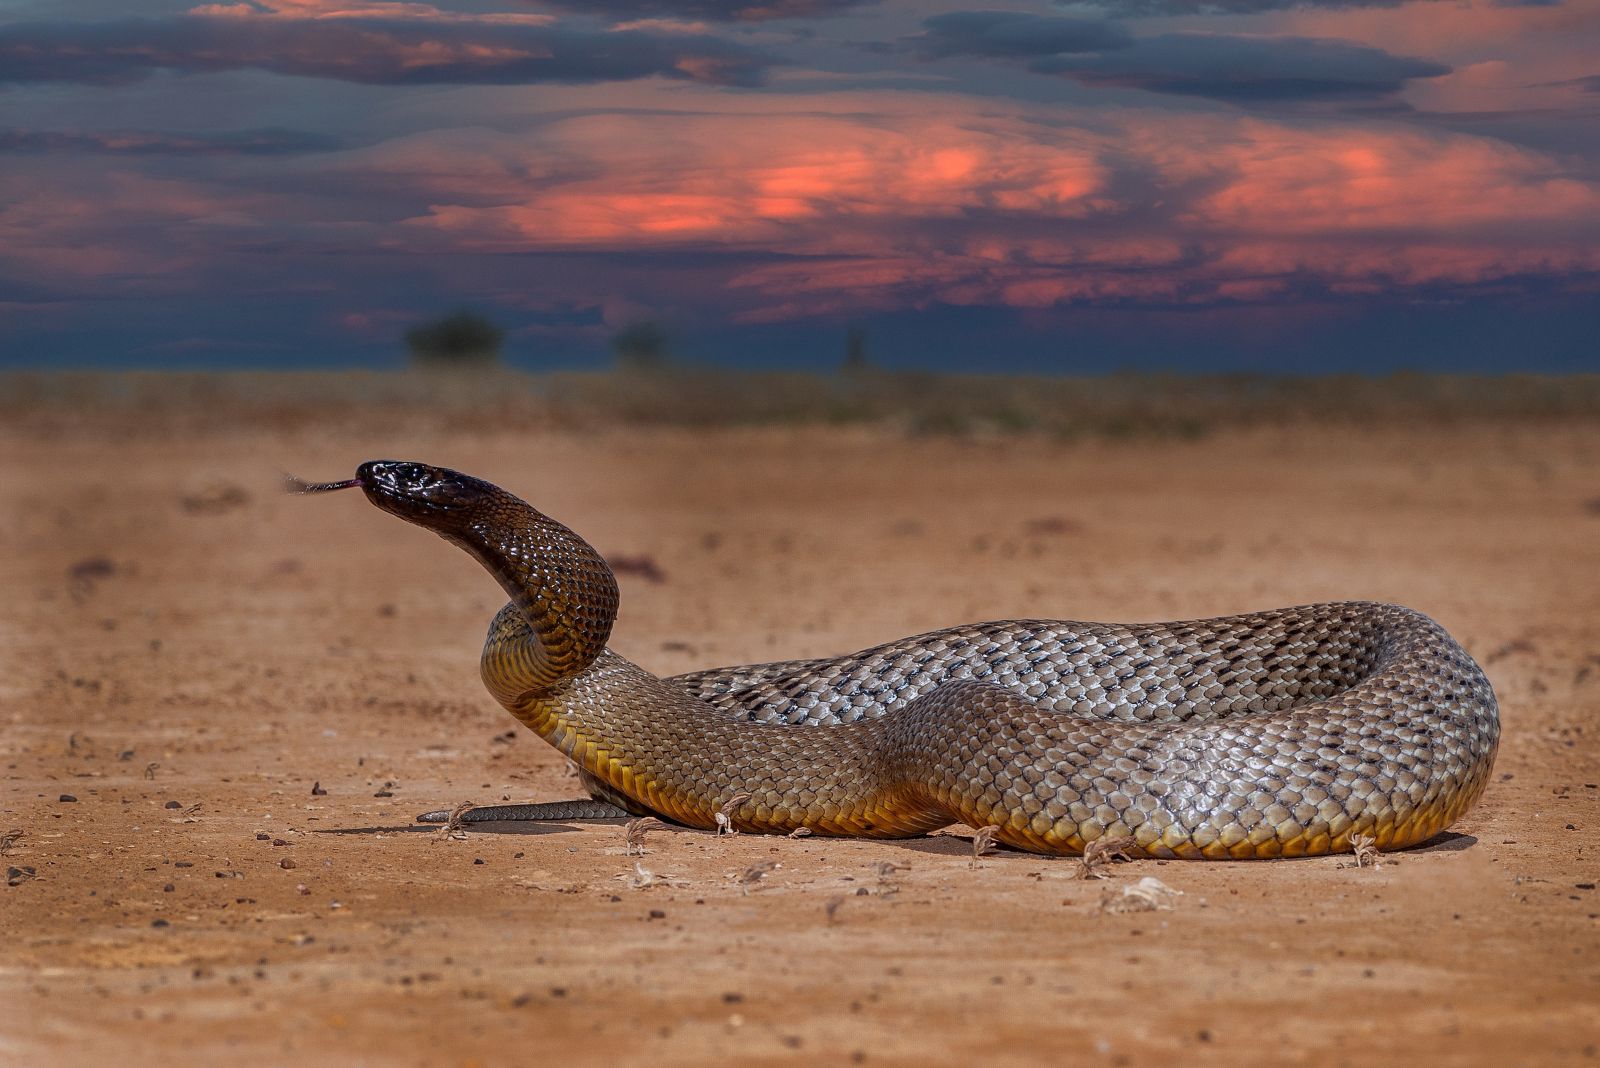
[311,782,327,796]
[164,801,182,810]
[279,859,296,870]
[58,794,77,803]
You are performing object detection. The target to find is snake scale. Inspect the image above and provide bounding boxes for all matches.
[297,460,1499,860]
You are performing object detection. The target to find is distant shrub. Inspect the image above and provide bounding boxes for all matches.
[612,320,668,371]
[405,310,504,366]
[843,324,870,371]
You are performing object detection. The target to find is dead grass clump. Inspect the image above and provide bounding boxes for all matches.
[1339,833,1382,870]
[735,860,780,896]
[1076,835,1136,880]
[435,801,474,840]
[716,793,752,836]
[625,817,665,856]
[971,825,1001,868]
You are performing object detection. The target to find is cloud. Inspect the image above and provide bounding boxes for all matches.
[1064,0,1432,14]
[324,103,1598,321]
[0,128,340,155]
[1031,32,1449,100]
[532,0,876,22]
[0,14,771,87]
[908,11,1133,57]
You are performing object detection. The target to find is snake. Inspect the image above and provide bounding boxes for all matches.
[293,460,1499,859]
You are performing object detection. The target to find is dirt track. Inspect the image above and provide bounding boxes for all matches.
[3,406,1598,1066]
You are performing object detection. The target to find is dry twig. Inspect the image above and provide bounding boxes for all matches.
[1076,835,1136,880]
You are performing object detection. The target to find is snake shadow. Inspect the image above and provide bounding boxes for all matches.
[316,821,608,837]
[879,828,1479,860]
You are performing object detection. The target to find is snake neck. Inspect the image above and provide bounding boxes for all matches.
[454,503,619,696]
[481,610,938,835]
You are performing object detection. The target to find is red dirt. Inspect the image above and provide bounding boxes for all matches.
[3,411,1598,1066]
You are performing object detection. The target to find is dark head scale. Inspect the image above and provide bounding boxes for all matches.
[353,460,502,533]
[287,460,502,535]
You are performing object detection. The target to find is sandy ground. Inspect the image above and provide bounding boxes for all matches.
[3,406,1598,1066]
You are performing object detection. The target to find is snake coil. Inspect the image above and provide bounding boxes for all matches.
[312,460,1498,859]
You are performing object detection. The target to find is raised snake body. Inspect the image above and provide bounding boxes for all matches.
[309,460,1499,859]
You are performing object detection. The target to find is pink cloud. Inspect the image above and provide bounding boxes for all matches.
[366,100,1599,317]
[400,110,1108,251]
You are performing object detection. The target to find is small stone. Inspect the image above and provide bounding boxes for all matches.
[311,782,327,796]
[279,859,296,870]
[163,883,175,892]
[58,794,77,803]
[151,918,169,928]
[255,833,270,841]
[164,801,182,810]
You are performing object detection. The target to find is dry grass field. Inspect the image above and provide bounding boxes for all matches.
[2,371,1597,1066]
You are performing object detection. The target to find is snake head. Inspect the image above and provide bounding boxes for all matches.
[356,460,498,532]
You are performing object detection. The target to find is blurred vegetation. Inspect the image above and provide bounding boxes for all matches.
[5,368,1598,441]
[843,324,870,372]
[612,320,669,371]
[404,310,504,366]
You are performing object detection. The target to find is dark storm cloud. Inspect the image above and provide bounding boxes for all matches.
[0,15,771,88]
[1032,33,1449,101]
[910,11,1132,58]
[532,0,875,21]
[0,127,339,155]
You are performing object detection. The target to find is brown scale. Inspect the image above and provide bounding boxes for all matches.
[301,460,1500,859]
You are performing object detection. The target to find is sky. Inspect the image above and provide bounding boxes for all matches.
[1,0,1597,373]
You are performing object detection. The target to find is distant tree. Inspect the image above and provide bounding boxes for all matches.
[612,319,669,371]
[405,309,504,366]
